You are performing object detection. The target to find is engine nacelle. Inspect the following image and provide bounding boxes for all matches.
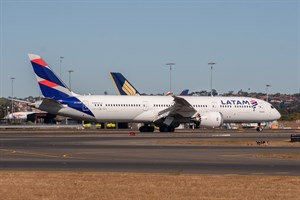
[194,112,224,128]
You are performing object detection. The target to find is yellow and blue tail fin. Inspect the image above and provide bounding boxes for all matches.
[110,72,140,96]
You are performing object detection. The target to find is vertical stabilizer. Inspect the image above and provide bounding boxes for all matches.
[110,72,140,96]
[28,54,73,100]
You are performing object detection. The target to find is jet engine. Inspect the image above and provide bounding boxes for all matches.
[194,112,224,128]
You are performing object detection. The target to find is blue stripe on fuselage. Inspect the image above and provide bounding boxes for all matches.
[59,97,95,117]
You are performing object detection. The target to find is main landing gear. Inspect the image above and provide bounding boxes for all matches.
[139,125,155,132]
[138,125,175,132]
[159,125,175,132]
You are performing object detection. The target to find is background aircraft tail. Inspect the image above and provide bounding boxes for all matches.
[179,89,189,96]
[165,89,189,96]
[110,72,140,96]
[28,54,73,100]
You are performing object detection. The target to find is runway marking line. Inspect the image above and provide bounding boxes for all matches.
[220,153,300,160]
[0,149,71,159]
[211,134,231,137]
[0,149,134,161]
[275,172,290,175]
[251,153,300,160]
[219,154,253,158]
[56,150,132,161]
[57,150,175,162]
[223,174,240,176]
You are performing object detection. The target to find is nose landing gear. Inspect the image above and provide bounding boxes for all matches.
[256,123,263,132]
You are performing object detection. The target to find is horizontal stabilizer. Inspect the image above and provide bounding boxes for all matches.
[35,98,64,114]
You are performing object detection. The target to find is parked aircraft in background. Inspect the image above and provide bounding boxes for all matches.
[28,54,281,132]
[3,111,35,120]
[109,72,140,96]
[110,72,189,96]
[178,89,189,96]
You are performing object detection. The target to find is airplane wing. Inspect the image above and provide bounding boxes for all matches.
[41,98,64,108]
[172,96,195,113]
[154,96,197,125]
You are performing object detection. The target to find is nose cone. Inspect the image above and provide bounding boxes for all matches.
[273,109,281,120]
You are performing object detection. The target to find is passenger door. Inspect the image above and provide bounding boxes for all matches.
[211,102,217,111]
[143,101,149,111]
[82,101,89,111]
[258,102,265,113]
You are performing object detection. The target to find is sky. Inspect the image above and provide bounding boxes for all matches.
[0,0,299,98]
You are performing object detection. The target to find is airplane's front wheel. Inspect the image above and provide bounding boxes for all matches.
[256,123,263,132]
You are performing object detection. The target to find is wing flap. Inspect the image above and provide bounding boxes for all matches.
[154,96,197,125]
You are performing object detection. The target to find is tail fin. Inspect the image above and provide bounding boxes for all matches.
[110,72,140,96]
[28,54,73,100]
[179,89,189,96]
[165,91,173,96]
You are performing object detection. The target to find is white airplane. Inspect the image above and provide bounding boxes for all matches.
[28,54,281,132]
[3,111,35,120]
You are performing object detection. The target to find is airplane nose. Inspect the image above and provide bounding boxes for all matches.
[275,110,281,120]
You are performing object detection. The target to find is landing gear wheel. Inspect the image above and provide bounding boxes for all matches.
[256,123,263,132]
[139,125,155,132]
[148,126,155,132]
[159,126,168,132]
[167,126,175,132]
[159,125,175,132]
[256,127,263,132]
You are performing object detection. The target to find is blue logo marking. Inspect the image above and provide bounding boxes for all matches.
[221,99,259,110]
[221,100,250,105]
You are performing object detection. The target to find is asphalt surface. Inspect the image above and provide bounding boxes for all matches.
[0,130,299,175]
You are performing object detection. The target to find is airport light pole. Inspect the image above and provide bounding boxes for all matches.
[68,70,74,90]
[266,84,271,102]
[10,77,15,114]
[208,62,216,96]
[59,56,64,79]
[166,63,175,92]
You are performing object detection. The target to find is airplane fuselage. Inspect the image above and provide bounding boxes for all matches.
[28,53,281,132]
[50,95,280,124]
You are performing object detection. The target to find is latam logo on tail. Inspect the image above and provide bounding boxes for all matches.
[221,100,258,108]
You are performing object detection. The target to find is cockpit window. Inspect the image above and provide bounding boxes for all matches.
[271,106,274,109]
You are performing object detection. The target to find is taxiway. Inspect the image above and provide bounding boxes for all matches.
[0,130,299,175]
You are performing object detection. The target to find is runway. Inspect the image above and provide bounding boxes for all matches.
[0,131,299,175]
